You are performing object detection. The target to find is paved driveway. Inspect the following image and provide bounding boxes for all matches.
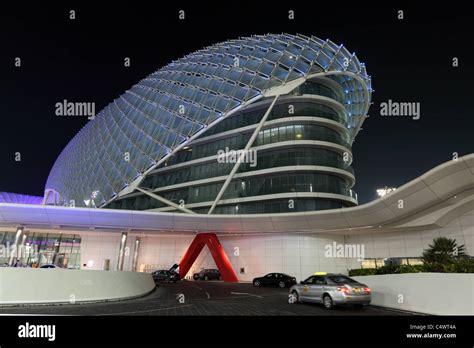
[0,281,411,316]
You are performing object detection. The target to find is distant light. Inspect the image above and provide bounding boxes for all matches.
[376,186,397,197]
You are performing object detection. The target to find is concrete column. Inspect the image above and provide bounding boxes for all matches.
[52,233,62,266]
[19,233,28,263]
[132,237,140,272]
[8,227,24,266]
[117,232,128,271]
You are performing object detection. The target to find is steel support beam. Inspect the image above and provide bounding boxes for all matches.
[136,187,196,214]
[208,94,280,214]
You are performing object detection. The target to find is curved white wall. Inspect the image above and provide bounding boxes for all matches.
[354,273,474,315]
[0,268,155,305]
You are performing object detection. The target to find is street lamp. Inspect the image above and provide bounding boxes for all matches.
[376,186,397,197]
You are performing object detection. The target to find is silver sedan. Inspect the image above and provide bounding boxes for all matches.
[289,273,371,309]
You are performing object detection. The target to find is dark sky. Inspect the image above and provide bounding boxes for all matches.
[0,2,473,203]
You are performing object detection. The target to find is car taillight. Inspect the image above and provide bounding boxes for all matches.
[337,286,350,294]
[363,287,371,294]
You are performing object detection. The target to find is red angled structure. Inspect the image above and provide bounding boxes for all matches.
[178,233,239,282]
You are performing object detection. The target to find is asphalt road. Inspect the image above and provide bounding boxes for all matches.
[0,281,411,316]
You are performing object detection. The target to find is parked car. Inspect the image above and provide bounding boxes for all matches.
[152,270,179,282]
[39,264,58,269]
[253,273,297,288]
[152,264,180,283]
[193,269,221,281]
[289,273,371,309]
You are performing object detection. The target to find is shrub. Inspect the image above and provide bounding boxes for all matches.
[443,258,474,273]
[350,237,473,276]
[375,264,398,275]
[397,264,425,273]
[422,237,466,264]
[348,268,377,276]
[349,259,474,276]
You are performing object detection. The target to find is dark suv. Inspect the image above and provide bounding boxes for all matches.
[193,269,221,281]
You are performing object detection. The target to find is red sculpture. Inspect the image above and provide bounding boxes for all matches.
[179,233,239,282]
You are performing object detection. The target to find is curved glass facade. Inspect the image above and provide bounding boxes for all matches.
[45,33,372,209]
[108,171,353,211]
[193,198,346,214]
[191,123,349,160]
[203,100,345,137]
[107,79,360,213]
[139,147,353,189]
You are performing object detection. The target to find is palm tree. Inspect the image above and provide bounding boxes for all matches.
[422,237,466,265]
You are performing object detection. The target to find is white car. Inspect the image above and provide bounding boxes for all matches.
[289,273,371,309]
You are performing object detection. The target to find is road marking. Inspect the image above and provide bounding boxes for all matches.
[190,285,210,299]
[230,292,263,299]
[97,304,193,316]
[0,313,70,316]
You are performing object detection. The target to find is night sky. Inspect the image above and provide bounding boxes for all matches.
[1,3,473,204]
